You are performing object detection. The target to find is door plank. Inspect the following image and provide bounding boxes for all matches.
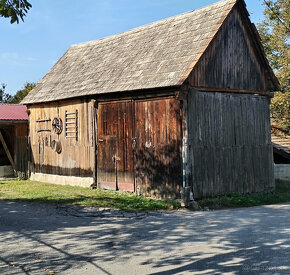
[135,97,182,198]
[97,101,134,192]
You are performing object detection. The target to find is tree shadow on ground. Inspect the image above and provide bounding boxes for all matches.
[0,200,289,274]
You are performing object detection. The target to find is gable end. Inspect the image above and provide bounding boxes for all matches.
[188,1,279,93]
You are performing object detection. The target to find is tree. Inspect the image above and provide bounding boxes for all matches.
[0,0,32,23]
[258,0,289,91]
[0,83,12,103]
[7,82,35,104]
[257,0,290,132]
[0,83,6,103]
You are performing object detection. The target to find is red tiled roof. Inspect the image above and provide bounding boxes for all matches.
[0,104,28,121]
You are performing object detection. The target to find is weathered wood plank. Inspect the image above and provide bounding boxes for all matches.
[28,98,95,178]
[189,6,267,93]
[97,100,135,191]
[188,90,273,199]
[135,97,182,198]
[0,130,16,174]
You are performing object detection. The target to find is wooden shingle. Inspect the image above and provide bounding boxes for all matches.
[22,0,236,104]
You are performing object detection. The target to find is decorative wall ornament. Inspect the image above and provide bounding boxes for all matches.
[65,110,78,140]
[52,117,63,134]
[36,118,51,132]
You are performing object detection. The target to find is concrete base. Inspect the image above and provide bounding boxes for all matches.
[274,164,290,182]
[0,166,14,177]
[30,173,94,188]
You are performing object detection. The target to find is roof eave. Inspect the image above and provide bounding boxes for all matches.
[23,85,182,105]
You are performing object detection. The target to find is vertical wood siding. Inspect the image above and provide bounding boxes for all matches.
[96,97,183,198]
[135,97,183,198]
[14,123,28,176]
[188,90,274,198]
[28,99,95,177]
[97,100,134,191]
[189,6,266,92]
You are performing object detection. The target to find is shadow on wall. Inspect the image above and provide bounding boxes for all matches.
[135,140,182,199]
[0,200,289,274]
[29,149,93,178]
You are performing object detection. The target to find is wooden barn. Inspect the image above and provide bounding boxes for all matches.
[22,0,279,199]
[0,104,28,178]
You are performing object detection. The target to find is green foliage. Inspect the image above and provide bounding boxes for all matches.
[7,82,35,104]
[0,180,181,211]
[0,0,32,23]
[0,83,6,103]
[257,0,289,92]
[271,91,290,132]
[257,0,290,131]
[198,183,290,209]
[0,82,35,104]
[0,83,12,103]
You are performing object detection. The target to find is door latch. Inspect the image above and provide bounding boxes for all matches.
[112,154,120,163]
[132,137,137,149]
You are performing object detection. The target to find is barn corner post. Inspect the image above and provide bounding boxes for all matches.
[92,99,98,188]
[25,108,31,179]
[267,93,275,191]
[178,87,193,206]
[131,99,137,194]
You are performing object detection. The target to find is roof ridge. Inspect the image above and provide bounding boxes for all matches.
[71,0,236,48]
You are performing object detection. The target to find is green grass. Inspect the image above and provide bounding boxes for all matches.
[0,180,180,211]
[197,183,290,209]
[1,180,290,211]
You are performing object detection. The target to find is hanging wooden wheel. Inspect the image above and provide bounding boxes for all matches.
[52,117,63,134]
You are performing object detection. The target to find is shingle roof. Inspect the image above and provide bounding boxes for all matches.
[22,0,237,104]
[0,104,28,121]
[272,135,290,158]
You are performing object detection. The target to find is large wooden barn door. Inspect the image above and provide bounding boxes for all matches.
[96,97,183,197]
[97,101,134,191]
[134,97,183,198]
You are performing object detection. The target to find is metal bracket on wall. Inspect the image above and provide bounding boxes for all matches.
[65,110,78,140]
[36,118,51,133]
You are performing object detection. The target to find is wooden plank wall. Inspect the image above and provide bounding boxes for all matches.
[97,101,134,191]
[28,98,95,177]
[188,90,274,198]
[135,97,183,198]
[14,123,28,177]
[189,5,266,92]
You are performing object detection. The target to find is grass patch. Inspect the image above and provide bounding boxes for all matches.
[0,180,180,211]
[197,183,290,209]
[1,180,289,211]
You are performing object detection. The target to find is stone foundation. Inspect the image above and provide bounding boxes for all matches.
[274,164,290,183]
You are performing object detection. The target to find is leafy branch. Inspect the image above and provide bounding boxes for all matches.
[0,0,32,23]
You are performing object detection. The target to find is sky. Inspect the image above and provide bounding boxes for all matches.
[0,0,266,95]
